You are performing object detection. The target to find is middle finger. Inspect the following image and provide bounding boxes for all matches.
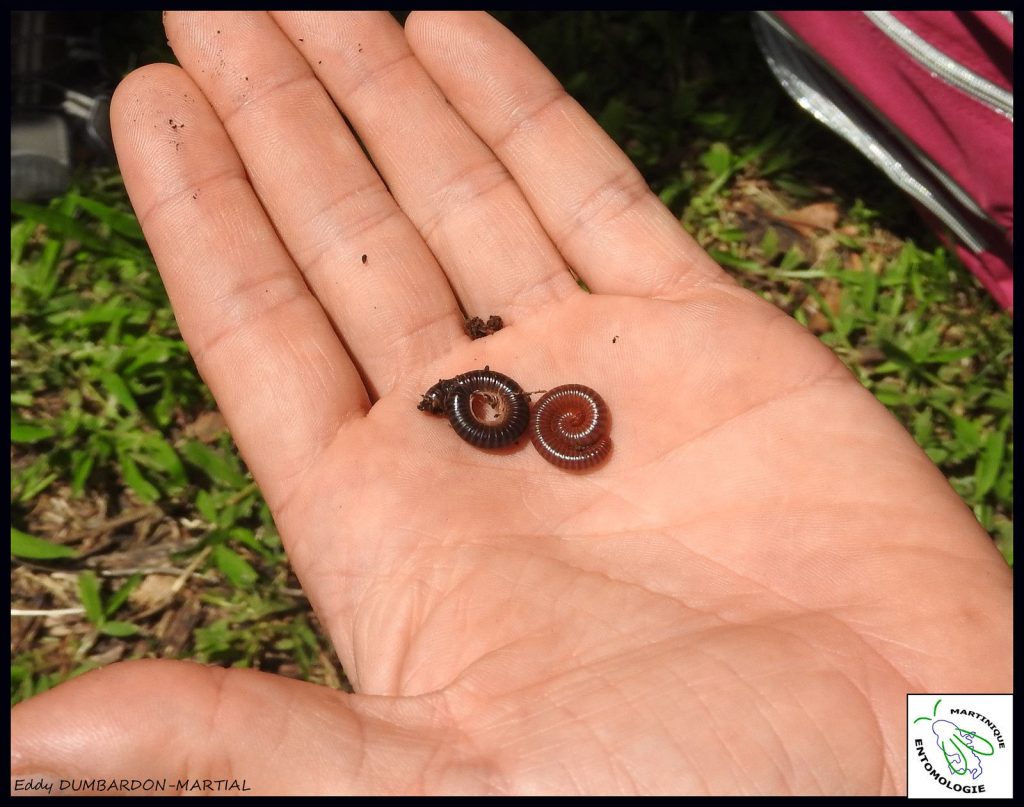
[269,11,580,320]
[164,11,466,398]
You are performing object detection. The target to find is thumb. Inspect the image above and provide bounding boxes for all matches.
[11,659,481,795]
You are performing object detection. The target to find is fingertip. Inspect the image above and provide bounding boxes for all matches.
[110,62,197,166]
[110,61,187,124]
[403,10,493,49]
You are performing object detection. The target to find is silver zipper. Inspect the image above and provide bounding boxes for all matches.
[864,11,1013,121]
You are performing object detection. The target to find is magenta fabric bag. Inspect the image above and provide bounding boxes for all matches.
[754,12,1013,311]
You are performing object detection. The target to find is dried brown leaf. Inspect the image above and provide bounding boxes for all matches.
[185,410,227,443]
[128,574,179,610]
[774,201,841,237]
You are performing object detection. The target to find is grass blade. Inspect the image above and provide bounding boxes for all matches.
[974,431,1006,500]
[11,528,78,560]
[212,544,258,588]
[77,571,105,625]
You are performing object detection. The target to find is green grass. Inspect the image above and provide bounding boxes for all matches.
[10,173,347,702]
[10,12,1012,706]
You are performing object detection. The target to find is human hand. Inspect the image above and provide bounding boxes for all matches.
[11,11,1011,795]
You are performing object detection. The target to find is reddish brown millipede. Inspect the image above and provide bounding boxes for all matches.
[418,367,530,448]
[419,370,611,468]
[530,384,611,469]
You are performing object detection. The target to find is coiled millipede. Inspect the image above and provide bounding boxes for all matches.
[419,369,611,468]
[529,384,611,469]
[417,367,530,448]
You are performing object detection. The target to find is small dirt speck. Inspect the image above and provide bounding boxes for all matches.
[612,335,618,344]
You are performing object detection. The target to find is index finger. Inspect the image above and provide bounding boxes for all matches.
[111,63,368,512]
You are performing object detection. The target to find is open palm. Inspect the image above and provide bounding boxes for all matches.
[11,12,1010,796]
